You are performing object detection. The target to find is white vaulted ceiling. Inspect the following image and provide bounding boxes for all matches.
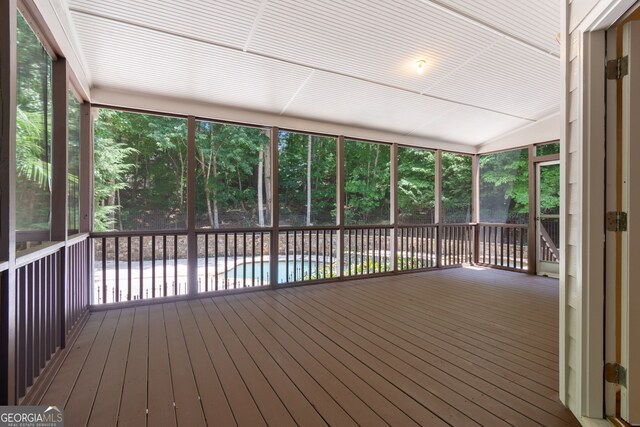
[64,0,560,146]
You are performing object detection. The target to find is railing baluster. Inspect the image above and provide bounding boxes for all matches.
[151,236,156,299]
[322,230,326,279]
[101,237,107,303]
[260,232,265,286]
[308,230,312,281]
[214,234,219,291]
[243,232,247,288]
[316,230,320,279]
[233,233,238,289]
[224,234,229,290]
[252,231,256,287]
[294,230,298,282]
[520,228,524,269]
[163,235,167,296]
[285,231,290,283]
[204,234,209,292]
[174,235,178,295]
[127,237,132,301]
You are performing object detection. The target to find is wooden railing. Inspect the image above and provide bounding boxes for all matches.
[65,235,90,334]
[440,224,475,266]
[280,227,338,283]
[197,229,271,291]
[539,220,560,262]
[396,225,438,271]
[92,231,189,303]
[343,226,392,277]
[477,223,528,271]
[1,234,90,403]
[88,222,533,305]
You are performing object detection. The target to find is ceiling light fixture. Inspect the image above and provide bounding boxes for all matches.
[415,59,427,75]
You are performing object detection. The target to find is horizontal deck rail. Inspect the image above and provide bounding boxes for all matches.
[89,222,532,306]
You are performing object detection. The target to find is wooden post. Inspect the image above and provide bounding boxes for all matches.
[79,102,93,234]
[435,149,442,268]
[472,154,480,264]
[390,143,398,271]
[336,136,345,278]
[269,127,279,286]
[187,116,197,295]
[528,144,536,275]
[51,58,69,346]
[51,57,69,242]
[79,103,93,305]
[0,0,17,405]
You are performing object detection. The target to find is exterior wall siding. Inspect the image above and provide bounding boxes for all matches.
[564,13,582,413]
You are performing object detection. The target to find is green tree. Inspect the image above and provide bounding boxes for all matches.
[93,109,186,231]
[344,140,391,224]
[397,147,435,224]
[441,153,472,223]
[278,131,336,226]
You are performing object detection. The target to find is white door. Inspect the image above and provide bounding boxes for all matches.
[536,161,560,276]
[621,20,640,426]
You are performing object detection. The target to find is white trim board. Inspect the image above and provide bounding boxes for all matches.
[478,111,561,154]
[91,87,478,154]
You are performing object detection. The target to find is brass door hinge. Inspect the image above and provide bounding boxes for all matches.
[605,363,627,387]
[606,211,627,232]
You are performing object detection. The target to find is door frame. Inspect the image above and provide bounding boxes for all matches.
[565,0,639,423]
[536,160,561,277]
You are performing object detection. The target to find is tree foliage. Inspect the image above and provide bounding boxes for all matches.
[91,109,561,232]
[398,147,435,224]
[15,13,52,232]
[344,140,391,224]
[278,131,336,226]
[441,153,472,223]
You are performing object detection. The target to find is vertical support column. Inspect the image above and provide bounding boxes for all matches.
[336,136,345,278]
[269,127,279,286]
[51,58,68,347]
[79,103,93,306]
[390,143,398,272]
[471,154,480,263]
[435,149,442,268]
[0,0,18,405]
[187,116,197,295]
[79,103,93,234]
[528,144,536,275]
[51,58,68,242]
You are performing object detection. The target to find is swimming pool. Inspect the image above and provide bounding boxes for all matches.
[226,260,334,283]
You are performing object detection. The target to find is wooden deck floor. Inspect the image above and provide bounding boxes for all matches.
[37,267,579,426]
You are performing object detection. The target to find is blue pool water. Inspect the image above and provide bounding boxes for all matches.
[227,260,331,283]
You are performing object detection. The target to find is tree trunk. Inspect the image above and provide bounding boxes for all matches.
[307,135,312,226]
[198,149,215,228]
[258,146,265,226]
[237,163,246,210]
[264,142,271,224]
[212,155,219,228]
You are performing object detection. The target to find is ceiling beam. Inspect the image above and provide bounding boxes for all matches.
[418,0,561,59]
[242,0,269,52]
[68,6,538,123]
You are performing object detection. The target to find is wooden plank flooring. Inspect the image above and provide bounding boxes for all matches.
[38,268,580,426]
